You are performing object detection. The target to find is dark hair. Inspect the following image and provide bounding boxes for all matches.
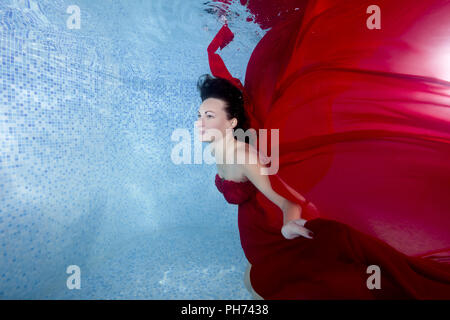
[196,74,249,137]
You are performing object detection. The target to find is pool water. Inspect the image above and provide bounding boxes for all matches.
[0,0,265,299]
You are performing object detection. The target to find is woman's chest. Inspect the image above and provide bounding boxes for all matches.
[216,164,247,182]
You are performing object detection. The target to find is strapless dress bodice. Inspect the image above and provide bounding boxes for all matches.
[215,173,258,204]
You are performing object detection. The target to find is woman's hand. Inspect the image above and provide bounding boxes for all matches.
[281,219,314,240]
[281,201,315,240]
[238,159,318,240]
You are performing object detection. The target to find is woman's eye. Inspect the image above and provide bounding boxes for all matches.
[197,114,213,119]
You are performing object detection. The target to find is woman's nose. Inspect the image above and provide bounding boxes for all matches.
[195,119,204,128]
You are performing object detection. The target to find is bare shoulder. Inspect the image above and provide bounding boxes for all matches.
[236,140,254,155]
[236,141,263,166]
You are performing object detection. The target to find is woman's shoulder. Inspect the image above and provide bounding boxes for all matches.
[236,140,257,152]
[236,141,265,165]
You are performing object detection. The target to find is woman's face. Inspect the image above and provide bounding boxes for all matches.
[195,98,236,142]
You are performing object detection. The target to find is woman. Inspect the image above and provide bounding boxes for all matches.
[195,74,316,299]
[195,75,314,241]
[195,19,450,299]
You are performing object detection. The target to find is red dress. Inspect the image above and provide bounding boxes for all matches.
[208,0,450,299]
[215,173,450,299]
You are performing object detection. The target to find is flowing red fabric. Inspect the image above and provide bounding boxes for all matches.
[207,0,450,299]
[215,174,450,299]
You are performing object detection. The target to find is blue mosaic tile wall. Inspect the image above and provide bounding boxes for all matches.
[0,0,264,299]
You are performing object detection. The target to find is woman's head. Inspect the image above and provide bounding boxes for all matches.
[195,74,248,142]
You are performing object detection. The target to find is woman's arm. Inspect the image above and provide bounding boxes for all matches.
[240,147,314,239]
